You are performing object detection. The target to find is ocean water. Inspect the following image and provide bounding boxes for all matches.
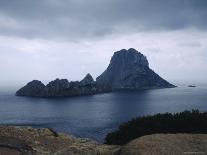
[0,86,207,142]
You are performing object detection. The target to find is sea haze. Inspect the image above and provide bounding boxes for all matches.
[0,86,207,142]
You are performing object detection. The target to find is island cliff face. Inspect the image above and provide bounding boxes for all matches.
[96,48,175,89]
[16,74,110,97]
[16,48,175,97]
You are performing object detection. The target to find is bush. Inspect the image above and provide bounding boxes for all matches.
[105,110,207,145]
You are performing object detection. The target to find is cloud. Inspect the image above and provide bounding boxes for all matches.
[0,0,206,85]
[0,29,207,85]
[0,0,207,41]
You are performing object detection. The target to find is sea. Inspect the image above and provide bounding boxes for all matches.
[0,85,207,142]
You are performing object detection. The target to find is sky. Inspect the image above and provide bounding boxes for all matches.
[0,0,207,86]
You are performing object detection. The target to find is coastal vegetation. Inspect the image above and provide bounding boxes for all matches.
[105,110,207,145]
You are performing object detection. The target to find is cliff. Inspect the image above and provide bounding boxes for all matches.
[16,74,111,97]
[96,48,175,89]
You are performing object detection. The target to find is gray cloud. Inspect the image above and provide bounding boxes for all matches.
[0,0,207,85]
[0,0,207,41]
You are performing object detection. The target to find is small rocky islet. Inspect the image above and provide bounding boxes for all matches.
[16,48,175,97]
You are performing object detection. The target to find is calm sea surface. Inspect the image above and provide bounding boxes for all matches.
[0,86,207,142]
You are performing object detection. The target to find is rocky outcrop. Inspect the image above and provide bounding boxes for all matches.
[16,48,175,97]
[120,134,207,155]
[96,48,175,89]
[1,126,207,155]
[45,79,70,97]
[16,74,111,97]
[16,80,46,97]
[80,73,95,86]
[0,126,119,155]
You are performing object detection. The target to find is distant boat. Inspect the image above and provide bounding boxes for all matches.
[188,85,196,88]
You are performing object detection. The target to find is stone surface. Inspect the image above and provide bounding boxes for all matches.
[1,126,207,155]
[16,80,46,97]
[16,74,111,97]
[0,126,120,155]
[80,73,95,86]
[96,48,175,89]
[45,79,70,97]
[120,134,207,155]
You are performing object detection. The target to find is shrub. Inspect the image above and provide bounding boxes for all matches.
[105,110,207,145]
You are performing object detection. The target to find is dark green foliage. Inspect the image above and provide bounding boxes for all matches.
[105,110,207,145]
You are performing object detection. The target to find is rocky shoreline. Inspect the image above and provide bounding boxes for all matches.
[0,126,119,155]
[1,126,207,155]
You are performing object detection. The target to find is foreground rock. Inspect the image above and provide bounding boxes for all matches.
[120,134,207,155]
[0,126,119,155]
[16,48,175,97]
[97,48,175,89]
[1,126,207,155]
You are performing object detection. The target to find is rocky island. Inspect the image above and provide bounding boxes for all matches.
[16,74,111,97]
[16,48,175,97]
[97,48,174,89]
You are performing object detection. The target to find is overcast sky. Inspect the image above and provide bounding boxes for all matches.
[0,0,207,86]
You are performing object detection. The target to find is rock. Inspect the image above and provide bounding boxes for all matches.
[16,80,46,97]
[1,126,207,155]
[16,75,111,97]
[80,73,95,86]
[120,134,207,155]
[45,78,70,97]
[0,126,120,155]
[16,48,175,97]
[96,48,175,89]
[0,136,35,154]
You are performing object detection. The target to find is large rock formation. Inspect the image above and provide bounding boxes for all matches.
[16,80,46,97]
[80,73,95,86]
[45,79,70,97]
[16,74,110,97]
[16,48,175,97]
[96,48,175,89]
